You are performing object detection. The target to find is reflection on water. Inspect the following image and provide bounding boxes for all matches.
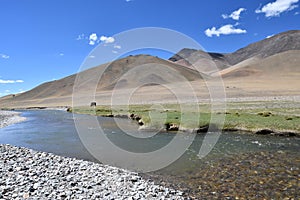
[0,110,299,173]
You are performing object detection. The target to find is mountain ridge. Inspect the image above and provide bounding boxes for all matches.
[169,30,300,74]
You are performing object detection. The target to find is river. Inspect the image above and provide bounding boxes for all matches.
[0,110,299,198]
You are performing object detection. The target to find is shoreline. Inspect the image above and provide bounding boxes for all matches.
[0,144,184,199]
[1,106,299,137]
[0,111,26,129]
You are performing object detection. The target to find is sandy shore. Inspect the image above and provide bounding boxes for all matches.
[0,144,183,199]
[0,111,26,128]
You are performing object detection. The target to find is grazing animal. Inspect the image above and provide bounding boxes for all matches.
[90,102,97,107]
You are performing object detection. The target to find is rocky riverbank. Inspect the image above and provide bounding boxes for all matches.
[0,111,26,128]
[0,144,184,199]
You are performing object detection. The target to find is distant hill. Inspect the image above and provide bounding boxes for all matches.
[169,49,231,74]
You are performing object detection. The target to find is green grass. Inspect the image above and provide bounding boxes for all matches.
[68,101,300,135]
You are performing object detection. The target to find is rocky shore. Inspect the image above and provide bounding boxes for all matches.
[0,111,26,128]
[0,144,184,199]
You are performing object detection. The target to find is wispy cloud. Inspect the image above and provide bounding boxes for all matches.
[76,34,86,40]
[266,34,274,38]
[255,0,299,17]
[0,79,24,84]
[222,8,246,20]
[59,53,64,56]
[125,0,133,2]
[0,88,25,96]
[100,36,115,44]
[0,54,9,59]
[114,45,121,49]
[205,24,247,37]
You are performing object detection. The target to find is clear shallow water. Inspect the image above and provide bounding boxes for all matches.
[0,110,299,172]
[0,110,98,161]
[1,110,299,198]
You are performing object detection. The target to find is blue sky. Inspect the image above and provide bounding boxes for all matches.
[0,0,299,96]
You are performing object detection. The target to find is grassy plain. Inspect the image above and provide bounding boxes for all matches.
[69,101,300,135]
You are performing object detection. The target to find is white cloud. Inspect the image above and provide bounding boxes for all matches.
[59,53,64,56]
[78,33,116,45]
[112,50,118,54]
[126,0,133,2]
[222,8,246,20]
[0,79,24,84]
[255,0,299,17]
[100,36,115,44]
[114,45,122,49]
[205,24,247,37]
[0,54,9,59]
[0,80,14,84]
[89,41,96,45]
[295,11,300,14]
[266,34,274,38]
[89,33,98,45]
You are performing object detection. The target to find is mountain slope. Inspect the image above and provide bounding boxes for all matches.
[0,54,205,108]
[218,50,300,78]
[225,30,300,65]
[169,30,300,75]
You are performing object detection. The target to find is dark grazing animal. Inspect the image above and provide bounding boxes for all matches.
[90,102,97,107]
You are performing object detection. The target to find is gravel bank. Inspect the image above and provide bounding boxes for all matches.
[0,111,26,128]
[0,144,183,199]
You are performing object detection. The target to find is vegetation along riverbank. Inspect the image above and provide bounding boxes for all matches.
[68,100,300,137]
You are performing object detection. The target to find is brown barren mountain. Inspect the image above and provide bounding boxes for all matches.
[0,30,299,108]
[0,55,204,108]
[169,30,300,75]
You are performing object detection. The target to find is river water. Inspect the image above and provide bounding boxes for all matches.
[1,110,299,198]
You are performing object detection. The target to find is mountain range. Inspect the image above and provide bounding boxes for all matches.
[1,30,299,108]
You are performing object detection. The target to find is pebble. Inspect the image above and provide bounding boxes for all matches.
[0,144,184,199]
[145,150,300,199]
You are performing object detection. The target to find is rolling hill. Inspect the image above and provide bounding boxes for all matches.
[0,54,205,108]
